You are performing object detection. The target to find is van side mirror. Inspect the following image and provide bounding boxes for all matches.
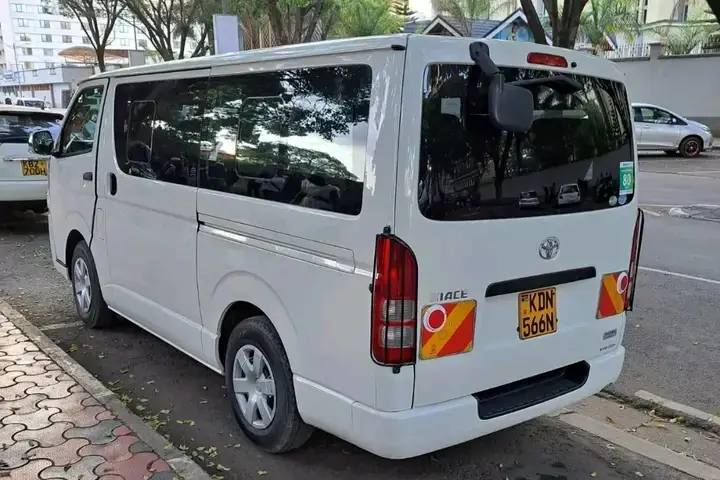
[469,42,534,133]
[28,130,54,156]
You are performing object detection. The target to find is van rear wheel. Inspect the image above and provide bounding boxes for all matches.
[225,315,313,453]
[70,241,115,329]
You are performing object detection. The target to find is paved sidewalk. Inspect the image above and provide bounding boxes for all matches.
[0,309,201,479]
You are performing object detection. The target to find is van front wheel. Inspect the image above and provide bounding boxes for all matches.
[225,315,313,453]
[70,241,115,329]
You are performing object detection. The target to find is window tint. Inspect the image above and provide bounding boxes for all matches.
[419,65,634,221]
[60,86,104,156]
[0,111,62,142]
[114,78,207,186]
[201,65,371,216]
[639,107,673,125]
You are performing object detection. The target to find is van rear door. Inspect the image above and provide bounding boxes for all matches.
[395,36,638,409]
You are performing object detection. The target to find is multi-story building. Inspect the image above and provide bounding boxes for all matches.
[0,0,152,106]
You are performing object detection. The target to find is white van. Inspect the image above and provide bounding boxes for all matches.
[34,35,644,459]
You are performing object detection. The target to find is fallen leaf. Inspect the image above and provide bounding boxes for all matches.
[605,416,615,424]
[654,422,667,429]
[120,368,130,374]
[164,444,173,450]
[605,444,616,450]
[135,405,146,412]
[217,465,231,472]
[178,445,188,451]
[160,409,170,415]
[257,470,268,476]
[98,354,105,359]
[200,400,208,404]
[684,437,691,442]
[634,473,644,477]
[232,443,241,448]
[590,473,597,477]
[108,380,120,386]
[68,344,79,353]
[147,380,155,384]
[211,476,224,480]
[635,324,640,328]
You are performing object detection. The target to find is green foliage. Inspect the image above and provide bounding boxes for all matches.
[577,0,640,50]
[652,9,720,55]
[330,0,400,38]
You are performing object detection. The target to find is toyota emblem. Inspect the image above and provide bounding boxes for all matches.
[538,237,559,260]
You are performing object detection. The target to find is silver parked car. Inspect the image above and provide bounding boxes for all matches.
[632,103,714,158]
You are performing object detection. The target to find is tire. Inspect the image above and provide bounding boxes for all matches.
[225,315,313,453]
[679,136,702,158]
[663,150,677,156]
[70,241,115,329]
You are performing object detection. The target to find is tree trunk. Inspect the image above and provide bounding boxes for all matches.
[707,1,720,24]
[96,46,106,72]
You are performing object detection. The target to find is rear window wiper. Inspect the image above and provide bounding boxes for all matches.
[509,76,582,95]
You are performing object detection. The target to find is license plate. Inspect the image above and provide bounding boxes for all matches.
[518,287,557,340]
[21,160,47,176]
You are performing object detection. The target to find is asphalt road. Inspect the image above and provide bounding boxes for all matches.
[4,154,719,479]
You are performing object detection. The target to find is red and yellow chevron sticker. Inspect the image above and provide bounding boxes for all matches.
[596,271,629,319]
[420,300,477,360]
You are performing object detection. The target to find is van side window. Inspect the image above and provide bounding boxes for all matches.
[59,86,104,156]
[200,65,371,215]
[114,78,207,186]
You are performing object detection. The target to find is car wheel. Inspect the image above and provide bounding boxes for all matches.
[225,315,313,453]
[70,241,115,329]
[663,150,677,156]
[679,136,702,158]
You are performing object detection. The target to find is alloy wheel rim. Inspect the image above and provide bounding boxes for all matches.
[686,140,699,155]
[232,345,277,430]
[73,258,92,314]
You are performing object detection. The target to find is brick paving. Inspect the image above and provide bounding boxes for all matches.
[0,314,177,480]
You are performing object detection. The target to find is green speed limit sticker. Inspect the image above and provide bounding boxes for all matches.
[619,161,634,196]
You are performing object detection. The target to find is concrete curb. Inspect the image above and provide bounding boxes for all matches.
[635,390,720,435]
[0,299,212,480]
[558,412,720,480]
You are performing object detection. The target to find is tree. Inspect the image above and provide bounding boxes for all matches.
[122,0,218,60]
[577,0,640,52]
[707,1,720,25]
[55,0,126,72]
[393,0,417,25]
[331,0,400,38]
[518,0,591,48]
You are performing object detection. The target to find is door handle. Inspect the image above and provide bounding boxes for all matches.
[82,172,93,181]
[108,173,117,196]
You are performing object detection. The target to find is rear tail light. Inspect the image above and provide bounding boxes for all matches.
[626,209,645,311]
[370,229,418,366]
[527,52,569,68]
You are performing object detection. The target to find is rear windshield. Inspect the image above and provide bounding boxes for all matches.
[418,64,634,221]
[0,112,62,142]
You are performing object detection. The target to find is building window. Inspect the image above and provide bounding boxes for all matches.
[42,34,53,43]
[21,48,33,55]
[14,19,31,27]
[642,9,648,23]
[42,5,53,14]
[83,36,92,45]
[63,36,73,43]
[61,21,71,30]
[49,63,57,74]
[43,48,54,56]
[13,4,24,12]
[119,38,129,46]
[19,34,31,42]
[138,39,148,48]
[41,20,51,28]
[24,62,34,70]
[119,25,129,33]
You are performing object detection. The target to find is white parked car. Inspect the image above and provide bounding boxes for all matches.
[35,35,644,459]
[0,105,62,212]
[557,183,581,206]
[632,102,713,157]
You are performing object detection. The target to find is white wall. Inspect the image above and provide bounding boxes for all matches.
[613,53,720,134]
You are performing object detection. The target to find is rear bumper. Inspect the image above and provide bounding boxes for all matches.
[0,180,47,202]
[349,347,624,459]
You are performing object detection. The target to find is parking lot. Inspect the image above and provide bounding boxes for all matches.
[2,152,720,479]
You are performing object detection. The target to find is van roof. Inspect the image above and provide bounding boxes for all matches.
[86,34,624,83]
